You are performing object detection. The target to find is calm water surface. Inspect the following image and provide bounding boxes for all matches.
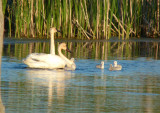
[1,39,160,113]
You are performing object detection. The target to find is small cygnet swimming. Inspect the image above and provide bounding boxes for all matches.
[64,58,76,71]
[109,61,122,71]
[96,61,104,69]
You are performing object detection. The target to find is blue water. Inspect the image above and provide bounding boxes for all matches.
[1,40,160,113]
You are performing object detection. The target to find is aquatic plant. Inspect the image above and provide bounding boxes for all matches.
[3,0,160,39]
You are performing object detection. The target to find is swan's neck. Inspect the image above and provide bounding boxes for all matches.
[114,62,117,67]
[58,48,72,65]
[101,64,104,68]
[50,32,55,55]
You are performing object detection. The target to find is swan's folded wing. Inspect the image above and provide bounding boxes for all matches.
[32,53,49,62]
[24,53,51,62]
[23,53,67,69]
[24,53,66,63]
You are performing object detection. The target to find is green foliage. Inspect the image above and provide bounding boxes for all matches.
[3,0,160,39]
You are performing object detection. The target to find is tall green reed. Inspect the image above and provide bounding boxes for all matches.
[3,0,160,39]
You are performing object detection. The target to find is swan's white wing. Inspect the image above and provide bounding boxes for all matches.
[23,53,66,69]
[24,53,50,62]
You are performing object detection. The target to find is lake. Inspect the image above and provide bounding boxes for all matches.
[1,38,160,113]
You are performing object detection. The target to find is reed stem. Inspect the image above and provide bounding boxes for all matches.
[3,0,160,39]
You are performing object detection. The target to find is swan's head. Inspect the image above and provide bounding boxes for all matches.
[59,43,67,50]
[70,58,75,62]
[50,27,60,34]
[101,61,104,69]
[101,61,104,65]
[59,43,71,53]
[114,61,117,66]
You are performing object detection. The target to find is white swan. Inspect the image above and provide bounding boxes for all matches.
[109,61,122,71]
[96,61,104,69]
[64,58,76,70]
[23,43,75,69]
[50,27,76,70]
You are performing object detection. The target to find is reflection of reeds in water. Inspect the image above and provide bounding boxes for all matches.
[3,41,160,60]
[4,0,160,39]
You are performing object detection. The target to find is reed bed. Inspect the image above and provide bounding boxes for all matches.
[3,0,160,39]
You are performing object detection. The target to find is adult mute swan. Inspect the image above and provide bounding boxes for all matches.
[96,61,104,69]
[23,43,75,69]
[109,61,122,71]
[50,27,76,70]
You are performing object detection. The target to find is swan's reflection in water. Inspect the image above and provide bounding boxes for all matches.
[25,69,74,112]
